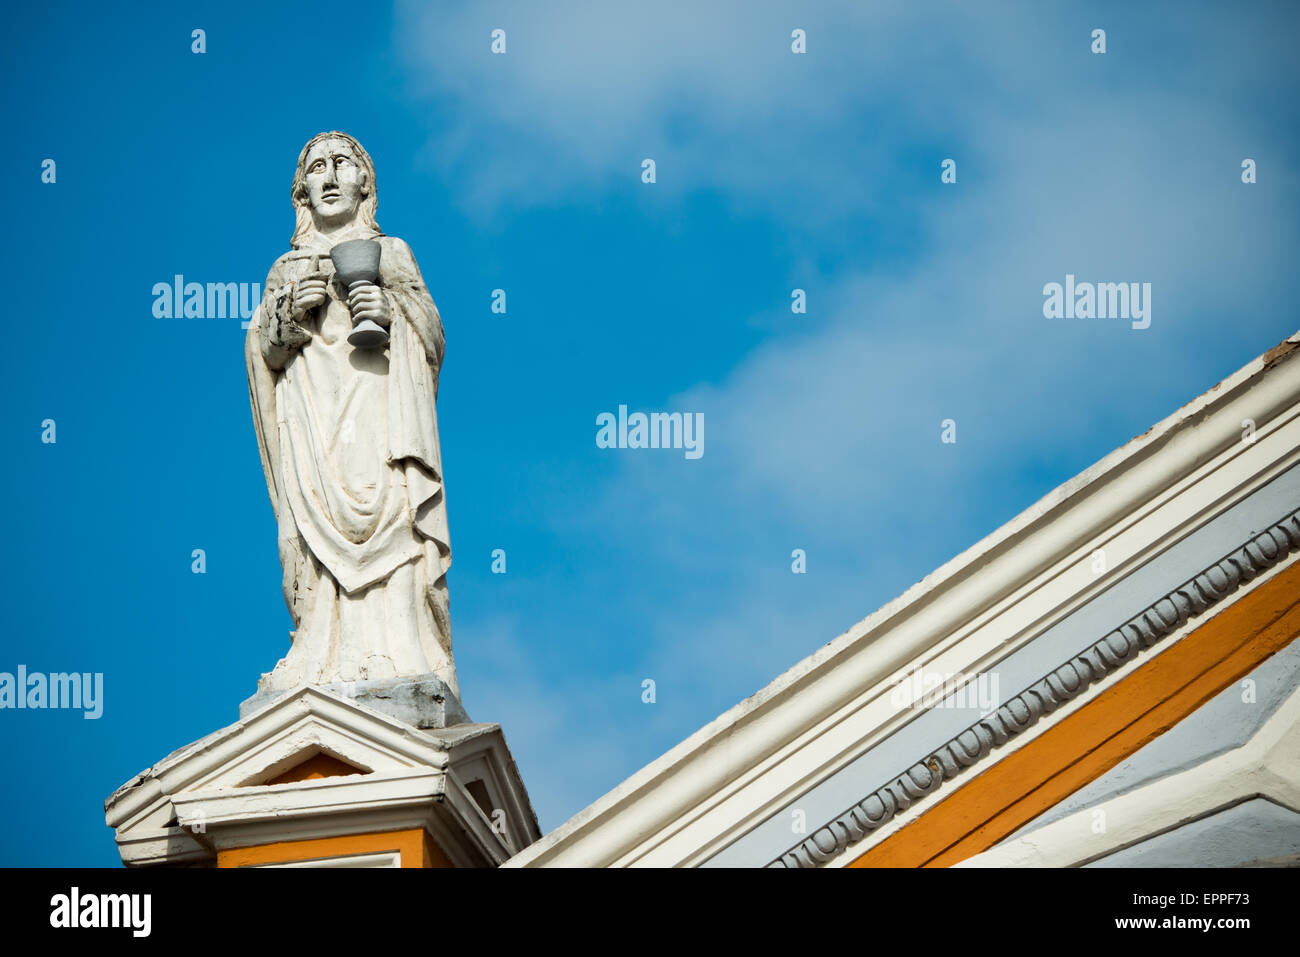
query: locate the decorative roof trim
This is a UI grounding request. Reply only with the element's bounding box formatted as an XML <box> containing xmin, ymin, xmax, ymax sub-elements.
<box><xmin>768</xmin><ymin>508</ymin><xmax>1300</xmax><ymax>868</ymax></box>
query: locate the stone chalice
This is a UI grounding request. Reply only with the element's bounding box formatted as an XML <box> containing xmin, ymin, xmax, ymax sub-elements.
<box><xmin>331</xmin><ymin>239</ymin><xmax>388</xmax><ymax>349</ymax></box>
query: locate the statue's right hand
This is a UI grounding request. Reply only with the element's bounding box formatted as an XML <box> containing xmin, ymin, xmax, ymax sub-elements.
<box><xmin>266</xmin><ymin>281</ymin><xmax>313</xmax><ymax>353</ymax></box>
<box><xmin>292</xmin><ymin>277</ymin><xmax>329</xmax><ymax>318</ymax></box>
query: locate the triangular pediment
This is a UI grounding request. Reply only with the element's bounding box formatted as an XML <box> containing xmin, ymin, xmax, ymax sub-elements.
<box><xmin>105</xmin><ymin>685</ymin><xmax>506</xmax><ymax>865</ymax></box>
<box><xmin>157</xmin><ymin>686</ymin><xmax>465</xmax><ymax>796</ymax></box>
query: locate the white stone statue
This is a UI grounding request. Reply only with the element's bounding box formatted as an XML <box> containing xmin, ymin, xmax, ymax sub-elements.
<box><xmin>245</xmin><ymin>131</ymin><xmax>457</xmax><ymax>698</ymax></box>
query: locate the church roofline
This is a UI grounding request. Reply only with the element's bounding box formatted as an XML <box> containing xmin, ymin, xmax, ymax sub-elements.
<box><xmin>506</xmin><ymin>327</ymin><xmax>1300</xmax><ymax>867</ymax></box>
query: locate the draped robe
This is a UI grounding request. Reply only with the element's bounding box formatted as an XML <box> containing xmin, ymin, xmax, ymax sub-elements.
<box><xmin>245</xmin><ymin>228</ymin><xmax>456</xmax><ymax>696</ymax></box>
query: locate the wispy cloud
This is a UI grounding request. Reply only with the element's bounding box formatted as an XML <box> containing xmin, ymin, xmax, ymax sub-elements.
<box><xmin>397</xmin><ymin>0</ymin><xmax>1300</xmax><ymax>829</ymax></box>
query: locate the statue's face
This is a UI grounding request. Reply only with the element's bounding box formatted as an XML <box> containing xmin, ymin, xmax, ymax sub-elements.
<box><xmin>302</xmin><ymin>138</ymin><xmax>367</xmax><ymax>227</ymax></box>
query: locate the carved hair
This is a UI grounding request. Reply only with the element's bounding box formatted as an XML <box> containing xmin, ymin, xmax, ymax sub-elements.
<box><xmin>290</xmin><ymin>131</ymin><xmax>383</xmax><ymax>248</ymax></box>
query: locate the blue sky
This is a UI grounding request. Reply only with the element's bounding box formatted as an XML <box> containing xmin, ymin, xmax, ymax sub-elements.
<box><xmin>1</xmin><ymin>0</ymin><xmax>1297</xmax><ymax>865</ymax></box>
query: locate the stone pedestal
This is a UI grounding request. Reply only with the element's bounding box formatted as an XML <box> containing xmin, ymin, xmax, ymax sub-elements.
<box><xmin>105</xmin><ymin>685</ymin><xmax>539</xmax><ymax>868</ymax></box>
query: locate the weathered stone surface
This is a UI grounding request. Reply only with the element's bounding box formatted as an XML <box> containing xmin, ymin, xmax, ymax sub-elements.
<box><xmin>239</xmin><ymin>672</ymin><xmax>470</xmax><ymax>729</ymax></box>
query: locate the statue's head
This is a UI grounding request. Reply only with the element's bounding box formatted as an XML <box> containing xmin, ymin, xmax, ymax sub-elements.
<box><xmin>290</xmin><ymin>131</ymin><xmax>382</xmax><ymax>247</ymax></box>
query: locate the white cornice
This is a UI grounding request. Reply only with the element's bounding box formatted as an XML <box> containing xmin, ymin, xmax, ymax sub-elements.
<box><xmin>778</xmin><ymin>523</ymin><xmax>1300</xmax><ymax>867</ymax></box>
<box><xmin>173</xmin><ymin>768</ymin><xmax>449</xmax><ymax>828</ymax></box>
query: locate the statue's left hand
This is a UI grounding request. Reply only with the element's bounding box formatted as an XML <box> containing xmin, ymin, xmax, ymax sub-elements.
<box><xmin>346</xmin><ymin>281</ymin><xmax>392</xmax><ymax>329</ymax></box>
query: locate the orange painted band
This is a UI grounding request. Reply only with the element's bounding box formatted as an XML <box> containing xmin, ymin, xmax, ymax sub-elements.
<box><xmin>850</xmin><ymin>557</ymin><xmax>1300</xmax><ymax>868</ymax></box>
<box><xmin>217</xmin><ymin>827</ymin><xmax>453</xmax><ymax>868</ymax></box>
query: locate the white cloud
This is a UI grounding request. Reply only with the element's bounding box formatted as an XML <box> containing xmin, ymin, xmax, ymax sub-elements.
<box><xmin>400</xmin><ymin>0</ymin><xmax>1300</xmax><ymax>831</ymax></box>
